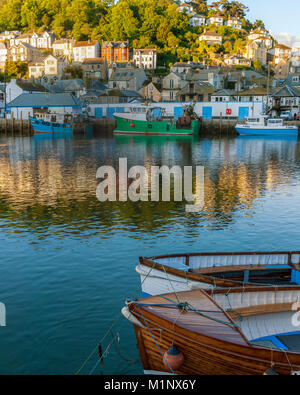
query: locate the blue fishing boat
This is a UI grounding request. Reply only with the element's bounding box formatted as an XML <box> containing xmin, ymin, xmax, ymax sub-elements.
<box><xmin>235</xmin><ymin>117</ymin><xmax>298</xmax><ymax>137</ymax></box>
<box><xmin>29</xmin><ymin>112</ymin><xmax>73</xmax><ymax>134</ymax></box>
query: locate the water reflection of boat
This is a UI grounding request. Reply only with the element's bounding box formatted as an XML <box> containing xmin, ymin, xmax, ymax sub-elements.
<box><xmin>236</xmin><ymin>117</ymin><xmax>298</xmax><ymax>137</ymax></box>
<box><xmin>123</xmin><ymin>287</ymin><xmax>300</xmax><ymax>375</ymax></box>
<box><xmin>114</xmin><ymin>133</ymin><xmax>194</xmax><ymax>145</ymax></box>
<box><xmin>237</xmin><ymin>135</ymin><xmax>298</xmax><ymax>142</ymax></box>
<box><xmin>29</xmin><ymin>112</ymin><xmax>73</xmax><ymax>134</ymax></box>
<box><xmin>33</xmin><ymin>132</ymin><xmax>73</xmax><ymax>141</ymax></box>
<box><xmin>137</xmin><ymin>251</ymin><xmax>300</xmax><ymax>296</ymax></box>
<box><xmin>113</xmin><ymin>106</ymin><xmax>200</xmax><ymax>136</ymax></box>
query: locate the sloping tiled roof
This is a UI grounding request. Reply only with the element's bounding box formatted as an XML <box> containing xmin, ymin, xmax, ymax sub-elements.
<box><xmin>110</xmin><ymin>69</ymin><xmax>144</xmax><ymax>81</ymax></box>
<box><xmin>276</xmin><ymin>44</ymin><xmax>291</xmax><ymax>50</ymax></box>
<box><xmin>133</xmin><ymin>48</ymin><xmax>157</xmax><ymax>55</ymax></box>
<box><xmin>16</xmin><ymin>80</ymin><xmax>49</xmax><ymax>92</ymax></box>
<box><xmin>82</xmin><ymin>57</ymin><xmax>106</xmax><ymax>64</ymax></box>
<box><xmin>74</xmin><ymin>41</ymin><xmax>98</xmax><ymax>48</ymax></box>
<box><xmin>101</xmin><ymin>41</ymin><xmax>129</xmax><ymax>49</ymax></box>
<box><xmin>211</xmin><ymin>89</ymin><xmax>236</xmax><ymax>96</ymax></box>
<box><xmin>201</xmin><ymin>31</ymin><xmax>222</xmax><ymax>37</ymax></box>
<box><xmin>45</xmin><ymin>79</ymin><xmax>85</xmax><ymax>93</ymax></box>
<box><xmin>271</xmin><ymin>85</ymin><xmax>300</xmax><ymax>97</ymax></box>
<box><xmin>238</xmin><ymin>87</ymin><xmax>268</xmax><ymax>96</ymax></box>
<box><xmin>7</xmin><ymin>93</ymin><xmax>82</xmax><ymax>107</ymax></box>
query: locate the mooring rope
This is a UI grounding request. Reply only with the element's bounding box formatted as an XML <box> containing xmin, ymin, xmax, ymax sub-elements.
<box><xmin>136</xmin><ymin>304</ymin><xmax>175</xmax><ymax>375</ymax></box>
<box><xmin>74</xmin><ymin>259</ymin><xmax>159</xmax><ymax>375</ymax></box>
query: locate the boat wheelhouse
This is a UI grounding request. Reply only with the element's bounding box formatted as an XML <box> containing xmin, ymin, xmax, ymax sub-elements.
<box><xmin>113</xmin><ymin>105</ymin><xmax>201</xmax><ymax>136</ymax></box>
<box><xmin>137</xmin><ymin>251</ymin><xmax>300</xmax><ymax>297</ymax></box>
<box><xmin>29</xmin><ymin>112</ymin><xmax>73</xmax><ymax>134</ymax></box>
<box><xmin>235</xmin><ymin>116</ymin><xmax>298</xmax><ymax>136</ymax></box>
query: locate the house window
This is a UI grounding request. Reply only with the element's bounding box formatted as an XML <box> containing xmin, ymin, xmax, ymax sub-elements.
<box><xmin>170</xmin><ymin>79</ymin><xmax>174</xmax><ymax>89</ymax></box>
<box><xmin>170</xmin><ymin>91</ymin><xmax>174</xmax><ymax>100</ymax></box>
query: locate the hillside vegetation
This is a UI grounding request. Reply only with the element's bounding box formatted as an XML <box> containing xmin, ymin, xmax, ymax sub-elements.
<box><xmin>0</xmin><ymin>0</ymin><xmax>267</xmax><ymax>65</ymax></box>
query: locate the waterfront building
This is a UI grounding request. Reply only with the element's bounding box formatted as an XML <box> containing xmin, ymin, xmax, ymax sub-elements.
<box><xmin>7</xmin><ymin>92</ymin><xmax>82</xmax><ymax>120</ymax></box>
<box><xmin>5</xmin><ymin>79</ymin><xmax>49</xmax><ymax>103</ymax></box>
<box><xmin>211</xmin><ymin>89</ymin><xmax>237</xmax><ymax>102</ymax></box>
<box><xmin>270</xmin><ymin>84</ymin><xmax>300</xmax><ymax>111</ymax></box>
<box><xmin>87</xmin><ymin>100</ymin><xmax>265</xmax><ymax>120</ymax></box>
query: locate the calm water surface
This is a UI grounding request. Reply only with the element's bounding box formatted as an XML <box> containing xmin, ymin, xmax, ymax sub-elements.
<box><xmin>1</xmin><ymin>130</ymin><xmax>300</xmax><ymax>374</ymax></box>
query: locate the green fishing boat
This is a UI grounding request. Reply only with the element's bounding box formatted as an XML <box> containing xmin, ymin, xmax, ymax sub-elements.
<box><xmin>113</xmin><ymin>106</ymin><xmax>201</xmax><ymax>136</ymax></box>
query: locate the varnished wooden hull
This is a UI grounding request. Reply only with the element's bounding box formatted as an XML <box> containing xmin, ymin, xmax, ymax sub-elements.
<box><xmin>126</xmin><ymin>289</ymin><xmax>300</xmax><ymax>375</ymax></box>
<box><xmin>133</xmin><ymin>323</ymin><xmax>293</xmax><ymax>375</ymax></box>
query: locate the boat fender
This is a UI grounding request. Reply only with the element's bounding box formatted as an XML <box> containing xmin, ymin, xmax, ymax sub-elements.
<box><xmin>130</xmin><ymin>123</ymin><xmax>135</xmax><ymax>127</ymax></box>
<box><xmin>121</xmin><ymin>306</ymin><xmax>146</xmax><ymax>329</ymax></box>
<box><xmin>226</xmin><ymin>109</ymin><xmax>232</xmax><ymax>115</ymax></box>
<box><xmin>163</xmin><ymin>345</ymin><xmax>184</xmax><ymax>370</ymax></box>
<box><xmin>148</xmin><ymin>124</ymin><xmax>152</xmax><ymax>129</ymax></box>
<box><xmin>263</xmin><ymin>366</ymin><xmax>279</xmax><ymax>375</ymax></box>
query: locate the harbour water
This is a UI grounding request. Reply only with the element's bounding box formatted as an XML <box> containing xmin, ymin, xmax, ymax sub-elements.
<box><xmin>1</xmin><ymin>130</ymin><xmax>300</xmax><ymax>374</ymax></box>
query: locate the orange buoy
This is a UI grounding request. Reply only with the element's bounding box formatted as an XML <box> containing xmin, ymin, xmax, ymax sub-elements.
<box><xmin>163</xmin><ymin>345</ymin><xmax>184</xmax><ymax>370</ymax></box>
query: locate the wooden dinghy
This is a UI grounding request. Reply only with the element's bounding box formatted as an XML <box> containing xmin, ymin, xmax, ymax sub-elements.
<box><xmin>137</xmin><ymin>251</ymin><xmax>300</xmax><ymax>296</ymax></box>
<box><xmin>122</xmin><ymin>287</ymin><xmax>300</xmax><ymax>375</ymax></box>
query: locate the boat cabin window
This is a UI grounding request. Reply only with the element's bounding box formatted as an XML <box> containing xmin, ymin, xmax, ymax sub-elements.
<box><xmin>247</xmin><ymin>118</ymin><xmax>260</xmax><ymax>123</ymax></box>
<box><xmin>268</xmin><ymin>119</ymin><xmax>283</xmax><ymax>124</ymax></box>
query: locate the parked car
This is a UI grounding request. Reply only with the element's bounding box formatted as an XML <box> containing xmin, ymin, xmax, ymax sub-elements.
<box><xmin>294</xmin><ymin>113</ymin><xmax>300</xmax><ymax>120</ymax></box>
<box><xmin>280</xmin><ymin>111</ymin><xmax>292</xmax><ymax>120</ymax></box>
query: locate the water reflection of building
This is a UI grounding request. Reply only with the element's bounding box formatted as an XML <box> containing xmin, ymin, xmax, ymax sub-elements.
<box><xmin>0</xmin><ymin>135</ymin><xmax>298</xmax><ymax>232</ymax></box>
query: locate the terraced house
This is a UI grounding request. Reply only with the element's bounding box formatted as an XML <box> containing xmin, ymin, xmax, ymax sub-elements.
<box><xmin>101</xmin><ymin>41</ymin><xmax>129</xmax><ymax>65</ymax></box>
<box><xmin>73</xmin><ymin>41</ymin><xmax>100</xmax><ymax>63</ymax></box>
<box><xmin>9</xmin><ymin>42</ymin><xmax>42</xmax><ymax>63</ymax></box>
<box><xmin>133</xmin><ymin>48</ymin><xmax>157</xmax><ymax>70</ymax></box>
<box><xmin>108</xmin><ymin>68</ymin><xmax>147</xmax><ymax>91</ymax></box>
